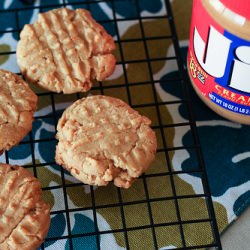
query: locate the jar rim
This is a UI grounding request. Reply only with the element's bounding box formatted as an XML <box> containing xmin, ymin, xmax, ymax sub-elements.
<box><xmin>220</xmin><ymin>0</ymin><xmax>250</xmax><ymax>20</ymax></box>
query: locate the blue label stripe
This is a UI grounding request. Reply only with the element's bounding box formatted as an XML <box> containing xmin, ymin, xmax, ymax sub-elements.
<box><xmin>215</xmin><ymin>30</ymin><xmax>250</xmax><ymax>96</ymax></box>
<box><xmin>209</xmin><ymin>92</ymin><xmax>250</xmax><ymax>115</ymax></box>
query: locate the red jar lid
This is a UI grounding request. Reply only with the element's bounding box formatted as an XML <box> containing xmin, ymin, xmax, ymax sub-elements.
<box><xmin>220</xmin><ymin>0</ymin><xmax>250</xmax><ymax>20</ymax></box>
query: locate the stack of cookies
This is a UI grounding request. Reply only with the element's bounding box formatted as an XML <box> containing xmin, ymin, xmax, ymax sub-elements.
<box><xmin>0</xmin><ymin>7</ymin><xmax>157</xmax><ymax>249</ymax></box>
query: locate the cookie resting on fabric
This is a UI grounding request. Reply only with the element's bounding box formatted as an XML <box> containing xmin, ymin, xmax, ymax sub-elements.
<box><xmin>16</xmin><ymin>8</ymin><xmax>116</xmax><ymax>94</ymax></box>
<box><xmin>0</xmin><ymin>69</ymin><xmax>37</xmax><ymax>152</ymax></box>
<box><xmin>0</xmin><ymin>164</ymin><xmax>50</xmax><ymax>250</ymax></box>
<box><xmin>55</xmin><ymin>95</ymin><xmax>157</xmax><ymax>188</ymax></box>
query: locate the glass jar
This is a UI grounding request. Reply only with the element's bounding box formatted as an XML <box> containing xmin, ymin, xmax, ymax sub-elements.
<box><xmin>187</xmin><ymin>0</ymin><xmax>250</xmax><ymax>124</ymax></box>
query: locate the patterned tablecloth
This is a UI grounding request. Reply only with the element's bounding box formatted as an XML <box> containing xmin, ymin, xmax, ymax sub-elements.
<box><xmin>0</xmin><ymin>0</ymin><xmax>250</xmax><ymax>249</ymax></box>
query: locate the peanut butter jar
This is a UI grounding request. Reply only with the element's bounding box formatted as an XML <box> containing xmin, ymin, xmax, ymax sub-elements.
<box><xmin>187</xmin><ymin>0</ymin><xmax>250</xmax><ymax>124</ymax></box>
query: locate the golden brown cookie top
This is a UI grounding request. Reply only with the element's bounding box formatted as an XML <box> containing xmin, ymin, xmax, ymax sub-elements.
<box><xmin>56</xmin><ymin>95</ymin><xmax>157</xmax><ymax>188</ymax></box>
<box><xmin>0</xmin><ymin>69</ymin><xmax>37</xmax><ymax>151</ymax></box>
<box><xmin>17</xmin><ymin>8</ymin><xmax>116</xmax><ymax>94</ymax></box>
<box><xmin>0</xmin><ymin>164</ymin><xmax>50</xmax><ymax>250</ymax></box>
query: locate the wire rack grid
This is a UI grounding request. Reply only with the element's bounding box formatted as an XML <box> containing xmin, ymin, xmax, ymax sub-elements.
<box><xmin>0</xmin><ymin>0</ymin><xmax>222</xmax><ymax>249</ymax></box>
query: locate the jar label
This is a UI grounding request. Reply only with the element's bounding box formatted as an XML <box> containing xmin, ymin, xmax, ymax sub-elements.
<box><xmin>188</xmin><ymin>0</ymin><xmax>250</xmax><ymax>116</ymax></box>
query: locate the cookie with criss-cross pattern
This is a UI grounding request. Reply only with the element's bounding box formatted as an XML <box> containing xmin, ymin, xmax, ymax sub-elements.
<box><xmin>55</xmin><ymin>95</ymin><xmax>157</xmax><ymax>188</ymax></box>
<box><xmin>0</xmin><ymin>164</ymin><xmax>50</xmax><ymax>250</ymax></box>
<box><xmin>16</xmin><ymin>8</ymin><xmax>116</xmax><ymax>94</ymax></box>
<box><xmin>0</xmin><ymin>69</ymin><xmax>37</xmax><ymax>152</ymax></box>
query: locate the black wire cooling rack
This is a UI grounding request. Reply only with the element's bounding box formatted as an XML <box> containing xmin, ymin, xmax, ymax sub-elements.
<box><xmin>0</xmin><ymin>0</ymin><xmax>222</xmax><ymax>249</ymax></box>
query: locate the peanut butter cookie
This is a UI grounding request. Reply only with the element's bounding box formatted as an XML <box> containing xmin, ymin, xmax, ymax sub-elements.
<box><xmin>0</xmin><ymin>164</ymin><xmax>50</xmax><ymax>250</ymax></box>
<box><xmin>55</xmin><ymin>95</ymin><xmax>157</xmax><ymax>188</ymax></box>
<box><xmin>17</xmin><ymin>8</ymin><xmax>116</xmax><ymax>94</ymax></box>
<box><xmin>0</xmin><ymin>69</ymin><xmax>37</xmax><ymax>152</ymax></box>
